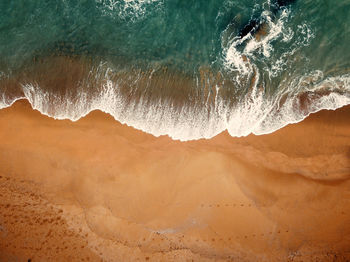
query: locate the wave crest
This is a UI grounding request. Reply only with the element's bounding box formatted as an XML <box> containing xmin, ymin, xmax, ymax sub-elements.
<box><xmin>1</xmin><ymin>59</ymin><xmax>349</xmax><ymax>141</ymax></box>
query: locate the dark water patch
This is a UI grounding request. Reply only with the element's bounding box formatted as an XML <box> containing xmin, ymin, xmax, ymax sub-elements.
<box><xmin>237</xmin><ymin>0</ymin><xmax>297</xmax><ymax>39</ymax></box>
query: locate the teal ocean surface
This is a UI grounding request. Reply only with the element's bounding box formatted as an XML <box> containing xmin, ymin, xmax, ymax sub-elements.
<box><xmin>0</xmin><ymin>0</ymin><xmax>349</xmax><ymax>140</ymax></box>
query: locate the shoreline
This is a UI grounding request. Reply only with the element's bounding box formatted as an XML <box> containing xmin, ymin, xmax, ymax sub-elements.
<box><xmin>1</xmin><ymin>55</ymin><xmax>349</xmax><ymax>141</ymax></box>
<box><xmin>0</xmin><ymin>100</ymin><xmax>349</xmax><ymax>261</ymax></box>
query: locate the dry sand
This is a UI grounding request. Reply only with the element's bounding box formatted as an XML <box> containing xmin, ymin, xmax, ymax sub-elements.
<box><xmin>0</xmin><ymin>100</ymin><xmax>349</xmax><ymax>261</ymax></box>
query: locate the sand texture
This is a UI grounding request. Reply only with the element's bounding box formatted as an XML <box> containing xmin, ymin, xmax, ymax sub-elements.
<box><xmin>0</xmin><ymin>100</ymin><xmax>349</xmax><ymax>261</ymax></box>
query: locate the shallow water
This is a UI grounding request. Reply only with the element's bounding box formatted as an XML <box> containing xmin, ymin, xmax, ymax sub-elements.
<box><xmin>0</xmin><ymin>0</ymin><xmax>349</xmax><ymax>140</ymax></box>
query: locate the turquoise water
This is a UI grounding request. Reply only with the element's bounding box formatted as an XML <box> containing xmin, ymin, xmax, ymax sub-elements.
<box><xmin>0</xmin><ymin>0</ymin><xmax>349</xmax><ymax>140</ymax></box>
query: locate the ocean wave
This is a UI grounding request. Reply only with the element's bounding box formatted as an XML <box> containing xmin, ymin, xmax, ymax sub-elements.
<box><xmin>1</xmin><ymin>65</ymin><xmax>349</xmax><ymax>141</ymax></box>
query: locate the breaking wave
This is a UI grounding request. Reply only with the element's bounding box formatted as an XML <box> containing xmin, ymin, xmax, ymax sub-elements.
<box><xmin>1</xmin><ymin>63</ymin><xmax>349</xmax><ymax>141</ymax></box>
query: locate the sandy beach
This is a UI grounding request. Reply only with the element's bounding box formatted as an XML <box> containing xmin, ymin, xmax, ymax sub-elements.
<box><xmin>0</xmin><ymin>99</ymin><xmax>349</xmax><ymax>261</ymax></box>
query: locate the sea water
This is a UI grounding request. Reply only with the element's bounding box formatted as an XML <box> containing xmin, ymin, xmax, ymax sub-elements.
<box><xmin>0</xmin><ymin>0</ymin><xmax>349</xmax><ymax>140</ymax></box>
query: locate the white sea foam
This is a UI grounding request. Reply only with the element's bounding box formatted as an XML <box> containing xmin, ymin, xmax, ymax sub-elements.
<box><xmin>0</xmin><ymin>97</ymin><xmax>23</xmax><ymax>110</ymax></box>
<box><xmin>222</xmin><ymin>4</ymin><xmax>316</xmax><ymax>81</ymax></box>
<box><xmin>0</xmin><ymin>71</ymin><xmax>22</xmax><ymax>110</ymax></box>
<box><xmin>253</xmin><ymin>74</ymin><xmax>350</xmax><ymax>135</ymax></box>
<box><xmin>222</xmin><ymin>9</ymin><xmax>293</xmax><ymax>76</ymax></box>
<box><xmin>1</xmin><ymin>70</ymin><xmax>349</xmax><ymax>141</ymax></box>
<box><xmin>245</xmin><ymin>9</ymin><xmax>290</xmax><ymax>57</ymax></box>
<box><xmin>96</xmin><ymin>0</ymin><xmax>163</xmax><ymax>21</ymax></box>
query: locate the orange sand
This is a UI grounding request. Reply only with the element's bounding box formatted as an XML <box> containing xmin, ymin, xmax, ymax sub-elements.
<box><xmin>0</xmin><ymin>100</ymin><xmax>349</xmax><ymax>261</ymax></box>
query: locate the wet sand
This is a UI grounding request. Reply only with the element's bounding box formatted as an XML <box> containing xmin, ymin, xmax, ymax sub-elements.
<box><xmin>0</xmin><ymin>99</ymin><xmax>349</xmax><ymax>261</ymax></box>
